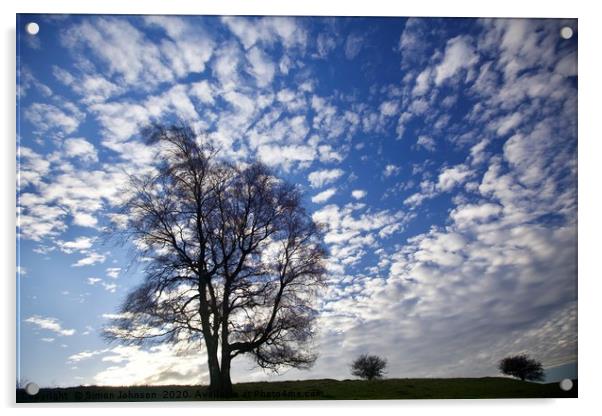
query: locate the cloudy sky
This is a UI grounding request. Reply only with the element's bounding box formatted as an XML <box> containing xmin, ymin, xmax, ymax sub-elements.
<box><xmin>17</xmin><ymin>14</ymin><xmax>577</xmax><ymax>387</ymax></box>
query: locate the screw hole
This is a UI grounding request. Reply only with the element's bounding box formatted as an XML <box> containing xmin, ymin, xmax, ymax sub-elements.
<box><xmin>25</xmin><ymin>382</ymin><xmax>39</xmax><ymax>396</ymax></box>
<box><xmin>25</xmin><ymin>22</ymin><xmax>39</xmax><ymax>36</ymax></box>
<box><xmin>560</xmin><ymin>26</ymin><xmax>573</xmax><ymax>40</ymax></box>
<box><xmin>559</xmin><ymin>378</ymin><xmax>573</xmax><ymax>391</ymax></box>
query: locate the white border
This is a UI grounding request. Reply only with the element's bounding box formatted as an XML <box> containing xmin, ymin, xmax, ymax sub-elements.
<box><xmin>3</xmin><ymin>1</ymin><xmax>600</xmax><ymax>415</ymax></box>
<box><xmin>6</xmin><ymin>0</ymin><xmax>583</xmax><ymax>17</ymax></box>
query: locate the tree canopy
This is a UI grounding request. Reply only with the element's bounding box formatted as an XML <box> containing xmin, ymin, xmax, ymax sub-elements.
<box><xmin>104</xmin><ymin>124</ymin><xmax>327</xmax><ymax>396</ymax></box>
<box><xmin>351</xmin><ymin>354</ymin><xmax>387</xmax><ymax>380</ymax></box>
<box><xmin>498</xmin><ymin>354</ymin><xmax>545</xmax><ymax>382</ymax></box>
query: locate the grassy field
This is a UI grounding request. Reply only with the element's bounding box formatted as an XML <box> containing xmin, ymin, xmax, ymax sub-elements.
<box><xmin>16</xmin><ymin>377</ymin><xmax>577</xmax><ymax>402</ymax></box>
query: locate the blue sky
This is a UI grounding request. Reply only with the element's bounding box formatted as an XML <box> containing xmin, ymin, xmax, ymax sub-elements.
<box><xmin>17</xmin><ymin>14</ymin><xmax>577</xmax><ymax>387</ymax></box>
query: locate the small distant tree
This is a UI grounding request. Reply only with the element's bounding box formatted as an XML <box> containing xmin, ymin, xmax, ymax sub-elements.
<box><xmin>498</xmin><ymin>354</ymin><xmax>544</xmax><ymax>381</ymax></box>
<box><xmin>351</xmin><ymin>354</ymin><xmax>387</xmax><ymax>380</ymax></box>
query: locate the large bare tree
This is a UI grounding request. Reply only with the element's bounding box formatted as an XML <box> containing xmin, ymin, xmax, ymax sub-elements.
<box><xmin>104</xmin><ymin>124</ymin><xmax>327</xmax><ymax>397</ymax></box>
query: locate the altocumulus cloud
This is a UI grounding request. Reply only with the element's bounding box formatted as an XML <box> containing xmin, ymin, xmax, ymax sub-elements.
<box><xmin>25</xmin><ymin>315</ymin><xmax>76</xmax><ymax>337</ymax></box>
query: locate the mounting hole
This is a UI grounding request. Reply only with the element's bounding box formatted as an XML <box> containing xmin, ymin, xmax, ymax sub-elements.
<box><xmin>25</xmin><ymin>382</ymin><xmax>39</xmax><ymax>395</ymax></box>
<box><xmin>559</xmin><ymin>378</ymin><xmax>573</xmax><ymax>391</ymax></box>
<box><xmin>560</xmin><ymin>26</ymin><xmax>573</xmax><ymax>40</ymax></box>
<box><xmin>26</xmin><ymin>22</ymin><xmax>39</xmax><ymax>36</ymax></box>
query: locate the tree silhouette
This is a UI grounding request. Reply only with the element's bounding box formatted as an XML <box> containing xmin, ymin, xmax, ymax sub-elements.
<box><xmin>104</xmin><ymin>124</ymin><xmax>327</xmax><ymax>397</ymax></box>
<box><xmin>498</xmin><ymin>354</ymin><xmax>544</xmax><ymax>381</ymax></box>
<box><xmin>351</xmin><ymin>354</ymin><xmax>387</xmax><ymax>380</ymax></box>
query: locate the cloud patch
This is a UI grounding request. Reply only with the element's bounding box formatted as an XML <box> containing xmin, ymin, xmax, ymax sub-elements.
<box><xmin>25</xmin><ymin>315</ymin><xmax>76</xmax><ymax>336</ymax></box>
<box><xmin>308</xmin><ymin>168</ymin><xmax>345</xmax><ymax>188</ymax></box>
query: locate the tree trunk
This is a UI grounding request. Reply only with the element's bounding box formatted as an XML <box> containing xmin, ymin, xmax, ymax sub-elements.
<box><xmin>206</xmin><ymin>365</ymin><xmax>233</xmax><ymax>397</ymax></box>
<box><xmin>217</xmin><ymin>355</ymin><xmax>233</xmax><ymax>397</ymax></box>
<box><xmin>214</xmin><ymin>282</ymin><xmax>233</xmax><ymax>398</ymax></box>
<box><xmin>198</xmin><ymin>280</ymin><xmax>230</xmax><ymax>397</ymax></box>
<box><xmin>204</xmin><ymin>339</ymin><xmax>233</xmax><ymax>398</ymax></box>
<box><xmin>204</xmin><ymin>337</ymin><xmax>222</xmax><ymax>396</ymax></box>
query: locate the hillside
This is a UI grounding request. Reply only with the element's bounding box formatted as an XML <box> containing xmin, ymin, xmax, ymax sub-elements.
<box><xmin>16</xmin><ymin>377</ymin><xmax>577</xmax><ymax>402</ymax></box>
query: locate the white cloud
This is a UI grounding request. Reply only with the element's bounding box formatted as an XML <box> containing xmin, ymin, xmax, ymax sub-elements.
<box><xmin>18</xmin><ymin>196</ymin><xmax>67</xmax><ymax>241</ymax></box>
<box><xmin>344</xmin><ymin>33</ymin><xmax>364</xmax><ymax>60</ymax></box>
<box><xmin>18</xmin><ymin>147</ymin><xmax>50</xmax><ymax>188</ymax></box>
<box><xmin>88</xmin><ymin>101</ymin><xmax>151</xmax><ymax>144</ymax></box>
<box><xmin>404</xmin><ymin>180</ymin><xmax>436</xmax><ymax>208</ymax></box>
<box><xmin>57</xmin><ymin>237</ymin><xmax>94</xmax><ymax>254</ymax></box>
<box><xmin>470</xmin><ymin>139</ymin><xmax>490</xmax><ymax>165</ymax></box>
<box><xmin>90</xmin><ymin>84</ymin><xmax>200</xmax><ymax>148</ymax></box>
<box><xmin>495</xmin><ymin>113</ymin><xmax>522</xmax><ymax>136</ymax></box>
<box><xmin>383</xmin><ymin>164</ymin><xmax>400</xmax><ymax>177</ymax></box>
<box><xmin>416</xmin><ymin>135</ymin><xmax>436</xmax><ymax>151</ymax></box>
<box><xmin>308</xmin><ymin>168</ymin><xmax>345</xmax><ymax>188</ymax></box>
<box><xmin>398</xmin><ymin>18</ymin><xmax>428</xmax><ymax>58</ymax></box>
<box><xmin>212</xmin><ymin>42</ymin><xmax>241</xmax><ymax>89</ymax></box>
<box><xmin>450</xmin><ymin>203</ymin><xmax>503</xmax><ymax>227</ymax></box>
<box><xmin>102</xmin><ymin>282</ymin><xmax>117</xmax><ymax>293</ymax></box>
<box><xmin>279</xmin><ymin>55</ymin><xmax>292</xmax><ymax>74</ymax></box>
<box><xmin>222</xmin><ymin>90</ymin><xmax>255</xmax><ymax>120</ymax></box>
<box><xmin>62</xmin><ymin>17</ymin><xmax>175</xmax><ymax>87</ymax></box>
<box><xmin>19</xmin><ymin>67</ymin><xmax>53</xmax><ymax>98</ymax></box>
<box><xmin>64</xmin><ymin>138</ymin><xmax>98</xmax><ymax>163</ymax></box>
<box><xmin>222</xmin><ymin>16</ymin><xmax>306</xmax><ymax>51</ymax></box>
<box><xmin>408</xmin><ymin>99</ymin><xmax>429</xmax><ymax>116</ymax></box>
<box><xmin>412</xmin><ymin>68</ymin><xmax>432</xmax><ymax>96</ymax></box>
<box><xmin>73</xmin><ymin>252</ymin><xmax>106</xmax><ymax>267</ymax></box>
<box><xmin>78</xmin><ymin>76</ymin><xmax>123</xmax><ymax>103</ymax></box>
<box><xmin>101</xmin><ymin>313</ymin><xmax>134</xmax><ymax>320</ymax></box>
<box><xmin>312</xmin><ymin>203</ymin><xmax>412</xmax><ymax>273</ymax></box>
<box><xmin>53</xmin><ymin>66</ymin><xmax>123</xmax><ymax>104</ymax></box>
<box><xmin>308</xmin><ymin>95</ymin><xmax>360</xmax><ymax>142</ymax></box>
<box><xmin>145</xmin><ymin>16</ymin><xmax>214</xmax><ymax>78</ymax></box>
<box><xmin>379</xmin><ymin>223</ymin><xmax>402</xmax><ymax>238</ymax></box>
<box><xmin>317</xmin><ymin>145</ymin><xmax>344</xmax><ymax>163</ymax></box>
<box><xmin>189</xmin><ymin>80</ymin><xmax>214</xmax><ymax>104</ymax></box>
<box><xmin>25</xmin><ymin>315</ymin><xmax>75</xmax><ymax>336</ymax></box>
<box><xmin>63</xmin><ymin>16</ymin><xmax>213</xmax><ymax>90</ymax></box>
<box><xmin>379</xmin><ymin>100</ymin><xmax>399</xmax><ymax>117</ymax></box>
<box><xmin>68</xmin><ymin>349</ymin><xmax>109</xmax><ymax>363</ymax></box>
<box><xmin>502</xmin><ymin>121</ymin><xmax>570</xmax><ymax>189</ymax></box>
<box><xmin>437</xmin><ymin>164</ymin><xmax>473</xmax><ymax>191</ymax></box>
<box><xmin>312</xmin><ymin>188</ymin><xmax>337</xmax><ymax>204</ymax></box>
<box><xmin>316</xmin><ymin>33</ymin><xmax>337</xmax><ymax>58</ymax></box>
<box><xmin>276</xmin><ymin>88</ymin><xmax>295</xmax><ymax>103</ymax></box>
<box><xmin>246</xmin><ymin>47</ymin><xmax>276</xmax><ymax>87</ymax></box>
<box><xmin>106</xmin><ymin>267</ymin><xmax>121</xmax><ymax>279</ymax></box>
<box><xmin>72</xmin><ymin>212</ymin><xmax>98</xmax><ymax>228</ymax></box>
<box><xmin>25</xmin><ymin>103</ymin><xmax>84</xmax><ymax>136</ymax></box>
<box><xmin>434</xmin><ymin>35</ymin><xmax>478</xmax><ymax>85</ymax></box>
<box><xmin>88</xmin><ymin>277</ymin><xmax>117</xmax><ymax>292</ymax></box>
<box><xmin>93</xmin><ymin>343</ymin><xmax>208</xmax><ymax>386</ymax></box>
<box><xmin>351</xmin><ymin>190</ymin><xmax>367</xmax><ymax>200</ymax></box>
<box><xmin>555</xmin><ymin>51</ymin><xmax>577</xmax><ymax>77</ymax></box>
<box><xmin>18</xmin><ymin>164</ymin><xmax>129</xmax><ymax>242</ymax></box>
<box><xmin>257</xmin><ymin>144</ymin><xmax>315</xmax><ymax>171</ymax></box>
